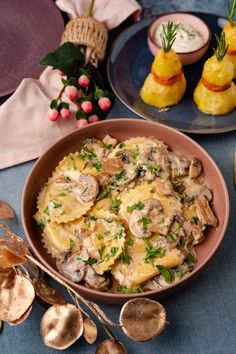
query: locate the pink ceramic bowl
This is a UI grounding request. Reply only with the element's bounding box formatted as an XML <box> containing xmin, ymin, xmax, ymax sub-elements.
<box><xmin>22</xmin><ymin>119</ymin><xmax>229</xmax><ymax>304</ymax></box>
<box><xmin>148</xmin><ymin>12</ymin><xmax>211</xmax><ymax>66</ymax></box>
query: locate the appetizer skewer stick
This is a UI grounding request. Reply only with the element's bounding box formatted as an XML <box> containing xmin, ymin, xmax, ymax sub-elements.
<box><xmin>141</xmin><ymin>21</ymin><xmax>186</xmax><ymax>108</ymax></box>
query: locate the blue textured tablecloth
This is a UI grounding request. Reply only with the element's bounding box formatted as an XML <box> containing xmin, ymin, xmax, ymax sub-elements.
<box><xmin>1</xmin><ymin>1</ymin><xmax>236</xmax><ymax>353</ymax></box>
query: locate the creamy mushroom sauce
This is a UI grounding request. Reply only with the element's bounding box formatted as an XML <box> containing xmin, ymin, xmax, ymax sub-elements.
<box><xmin>34</xmin><ymin>136</ymin><xmax>218</xmax><ymax>293</ymax></box>
<box><xmin>154</xmin><ymin>21</ymin><xmax>205</xmax><ymax>53</ymax></box>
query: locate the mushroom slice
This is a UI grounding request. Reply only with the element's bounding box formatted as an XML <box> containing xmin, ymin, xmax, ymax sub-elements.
<box><xmin>0</xmin><ymin>200</ymin><xmax>15</xmax><ymax>220</ymax></box>
<box><xmin>102</xmin><ymin>158</ymin><xmax>123</xmax><ymax>174</ymax></box>
<box><xmin>0</xmin><ymin>275</ymin><xmax>35</xmax><ymax>322</ymax></box>
<box><xmin>96</xmin><ymin>339</ymin><xmax>127</xmax><ymax>354</ymax></box>
<box><xmin>119</xmin><ymin>298</ymin><xmax>167</xmax><ymax>342</ymax></box>
<box><xmin>84</xmin><ymin>267</ymin><xmax>109</xmax><ymax>291</ymax></box>
<box><xmin>57</xmin><ymin>254</ymin><xmax>86</xmax><ymax>283</ymax></box>
<box><xmin>195</xmin><ymin>196</ymin><xmax>218</xmax><ymax>227</ymax></box>
<box><xmin>102</xmin><ymin>135</ymin><xmax>118</xmax><ymax>148</ymax></box>
<box><xmin>8</xmin><ymin>305</ymin><xmax>33</xmax><ymax>326</ymax></box>
<box><xmin>129</xmin><ymin>199</ymin><xmax>163</xmax><ymax>239</ymax></box>
<box><xmin>0</xmin><ymin>236</ymin><xmax>29</xmax><ymax>267</ymax></box>
<box><xmin>184</xmin><ymin>184</ymin><xmax>212</xmax><ymax>202</ymax></box>
<box><xmin>83</xmin><ymin>318</ymin><xmax>97</xmax><ymax>344</ymax></box>
<box><xmin>33</xmin><ymin>278</ymin><xmax>66</xmax><ymax>306</ymax></box>
<box><xmin>189</xmin><ymin>158</ymin><xmax>202</xmax><ymax>179</ymax></box>
<box><xmin>40</xmin><ymin>304</ymin><xmax>83</xmax><ymax>350</ymax></box>
<box><xmin>76</xmin><ymin>174</ymin><xmax>99</xmax><ymax>203</ymax></box>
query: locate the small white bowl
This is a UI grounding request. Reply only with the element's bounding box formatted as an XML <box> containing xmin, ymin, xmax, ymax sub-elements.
<box><xmin>148</xmin><ymin>12</ymin><xmax>211</xmax><ymax>66</ymax></box>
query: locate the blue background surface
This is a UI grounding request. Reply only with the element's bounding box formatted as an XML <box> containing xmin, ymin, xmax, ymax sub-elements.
<box><xmin>1</xmin><ymin>1</ymin><xmax>236</xmax><ymax>354</ymax></box>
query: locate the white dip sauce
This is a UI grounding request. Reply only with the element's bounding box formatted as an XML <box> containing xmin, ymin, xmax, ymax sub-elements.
<box><xmin>154</xmin><ymin>21</ymin><xmax>205</xmax><ymax>53</ymax></box>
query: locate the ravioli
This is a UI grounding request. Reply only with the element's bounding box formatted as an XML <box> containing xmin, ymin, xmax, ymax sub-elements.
<box><xmin>33</xmin><ymin>211</ymin><xmax>86</xmax><ymax>256</ymax></box>
<box><xmin>112</xmin><ymin>233</ymin><xmax>184</xmax><ymax>288</ymax></box>
<box><xmin>82</xmin><ymin>217</ymin><xmax>126</xmax><ymax>275</ymax></box>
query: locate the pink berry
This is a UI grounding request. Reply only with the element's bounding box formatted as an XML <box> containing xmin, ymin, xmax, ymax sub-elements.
<box><xmin>88</xmin><ymin>115</ymin><xmax>100</xmax><ymax>123</ymax></box>
<box><xmin>60</xmin><ymin>108</ymin><xmax>71</xmax><ymax>120</ymax></box>
<box><xmin>81</xmin><ymin>101</ymin><xmax>93</xmax><ymax>113</ymax></box>
<box><xmin>78</xmin><ymin>75</ymin><xmax>90</xmax><ymax>87</ymax></box>
<box><xmin>65</xmin><ymin>86</ymin><xmax>78</xmax><ymax>100</ymax></box>
<box><xmin>77</xmin><ymin>119</ymin><xmax>88</xmax><ymax>129</ymax></box>
<box><xmin>98</xmin><ymin>97</ymin><xmax>111</xmax><ymax>111</ymax></box>
<box><xmin>58</xmin><ymin>70</ymin><xmax>65</xmax><ymax>76</ymax></box>
<box><xmin>48</xmin><ymin>109</ymin><xmax>59</xmax><ymax>121</ymax></box>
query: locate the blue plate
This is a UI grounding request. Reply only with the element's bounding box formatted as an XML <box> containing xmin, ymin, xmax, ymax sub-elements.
<box><xmin>107</xmin><ymin>12</ymin><xmax>236</xmax><ymax>134</ymax></box>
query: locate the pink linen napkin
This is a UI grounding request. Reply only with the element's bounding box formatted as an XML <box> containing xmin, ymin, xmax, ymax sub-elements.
<box><xmin>0</xmin><ymin>0</ymin><xmax>141</xmax><ymax>170</ymax></box>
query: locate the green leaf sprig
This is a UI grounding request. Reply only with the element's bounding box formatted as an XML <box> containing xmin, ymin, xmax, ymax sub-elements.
<box><xmin>227</xmin><ymin>0</ymin><xmax>236</xmax><ymax>26</ymax></box>
<box><xmin>214</xmin><ymin>32</ymin><xmax>229</xmax><ymax>62</ymax></box>
<box><xmin>161</xmin><ymin>21</ymin><xmax>179</xmax><ymax>53</ymax></box>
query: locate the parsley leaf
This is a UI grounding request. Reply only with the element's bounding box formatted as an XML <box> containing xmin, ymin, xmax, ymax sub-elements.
<box><xmin>69</xmin><ymin>238</ymin><xmax>74</xmax><ymax>250</ymax></box>
<box><xmin>103</xmin><ymin>143</ymin><xmax>112</xmax><ymax>149</ymax></box>
<box><xmin>43</xmin><ymin>207</ymin><xmax>50</xmax><ymax>215</ymax></box>
<box><xmin>117</xmin><ymin>286</ymin><xmax>143</xmax><ymax>294</ymax></box>
<box><xmin>127</xmin><ymin>201</ymin><xmax>145</xmax><ymax>213</ymax></box>
<box><xmin>139</xmin><ymin>216</ymin><xmax>152</xmax><ymax>233</ymax></box>
<box><xmin>52</xmin><ymin>202</ymin><xmax>62</xmax><ymax>208</ymax></box>
<box><xmin>192</xmin><ymin>216</ymin><xmax>199</xmax><ymax>225</ymax></box>
<box><xmin>92</xmin><ymin>162</ymin><xmax>102</xmax><ymax>171</ymax></box>
<box><xmin>38</xmin><ymin>219</ymin><xmax>45</xmax><ymax>231</ymax></box>
<box><xmin>144</xmin><ymin>239</ymin><xmax>165</xmax><ymax>265</ymax></box>
<box><xmin>148</xmin><ymin>164</ymin><xmax>162</xmax><ymax>174</ymax></box>
<box><xmin>186</xmin><ymin>252</ymin><xmax>196</xmax><ymax>265</ymax></box>
<box><xmin>156</xmin><ymin>265</ymin><xmax>174</xmax><ymax>283</ymax></box>
<box><xmin>127</xmin><ymin>239</ymin><xmax>134</xmax><ymax>246</ymax></box>
<box><xmin>118</xmin><ymin>143</ymin><xmax>125</xmax><ymax>149</ymax></box>
<box><xmin>111</xmin><ymin>199</ymin><xmax>122</xmax><ymax>211</ymax></box>
<box><xmin>118</xmin><ymin>251</ymin><xmax>132</xmax><ymax>264</ymax></box>
<box><xmin>114</xmin><ymin>172</ymin><xmax>124</xmax><ymax>181</ymax></box>
<box><xmin>84</xmin><ymin>258</ymin><xmax>97</xmax><ymax>266</ymax></box>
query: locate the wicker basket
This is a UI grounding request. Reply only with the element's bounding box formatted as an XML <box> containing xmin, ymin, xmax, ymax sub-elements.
<box><xmin>61</xmin><ymin>16</ymin><xmax>108</xmax><ymax>62</ymax></box>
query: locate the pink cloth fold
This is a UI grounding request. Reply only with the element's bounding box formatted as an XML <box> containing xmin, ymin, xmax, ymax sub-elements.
<box><xmin>0</xmin><ymin>0</ymin><xmax>141</xmax><ymax>170</ymax></box>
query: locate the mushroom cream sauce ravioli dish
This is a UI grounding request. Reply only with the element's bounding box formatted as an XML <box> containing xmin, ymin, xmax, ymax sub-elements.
<box><xmin>34</xmin><ymin>135</ymin><xmax>218</xmax><ymax>294</ymax></box>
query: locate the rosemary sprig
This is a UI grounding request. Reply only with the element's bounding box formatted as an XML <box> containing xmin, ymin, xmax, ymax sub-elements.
<box><xmin>213</xmin><ymin>32</ymin><xmax>229</xmax><ymax>61</ymax></box>
<box><xmin>161</xmin><ymin>21</ymin><xmax>179</xmax><ymax>53</ymax></box>
<box><xmin>227</xmin><ymin>0</ymin><xmax>236</xmax><ymax>26</ymax></box>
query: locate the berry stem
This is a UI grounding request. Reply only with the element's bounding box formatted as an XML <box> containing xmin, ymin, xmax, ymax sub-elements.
<box><xmin>88</xmin><ymin>0</ymin><xmax>95</xmax><ymax>17</ymax></box>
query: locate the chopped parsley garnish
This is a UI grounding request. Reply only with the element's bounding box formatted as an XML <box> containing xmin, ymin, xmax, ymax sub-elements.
<box><xmin>148</xmin><ymin>164</ymin><xmax>162</xmax><ymax>174</ymax></box>
<box><xmin>98</xmin><ymin>246</ymin><xmax>105</xmax><ymax>258</ymax></box>
<box><xmin>111</xmin><ymin>199</ymin><xmax>122</xmax><ymax>211</ymax></box>
<box><xmin>144</xmin><ymin>239</ymin><xmax>165</xmax><ymax>265</ymax></box>
<box><xmin>118</xmin><ymin>143</ymin><xmax>125</xmax><ymax>149</ymax></box>
<box><xmin>69</xmin><ymin>238</ymin><xmax>74</xmax><ymax>250</ymax></box>
<box><xmin>131</xmin><ymin>146</ymin><xmax>139</xmax><ymax>159</ymax></box>
<box><xmin>56</xmin><ymin>192</ymin><xmax>67</xmax><ymax>197</ymax></box>
<box><xmin>139</xmin><ymin>216</ymin><xmax>152</xmax><ymax>233</ymax></box>
<box><xmin>192</xmin><ymin>216</ymin><xmax>199</xmax><ymax>225</ymax></box>
<box><xmin>103</xmin><ymin>143</ymin><xmax>112</xmax><ymax>149</ymax></box>
<box><xmin>186</xmin><ymin>252</ymin><xmax>196</xmax><ymax>265</ymax></box>
<box><xmin>179</xmin><ymin>237</ymin><xmax>185</xmax><ymax>247</ymax></box>
<box><xmin>127</xmin><ymin>239</ymin><xmax>134</xmax><ymax>246</ymax></box>
<box><xmin>171</xmin><ymin>179</ymin><xmax>181</xmax><ymax>189</ymax></box>
<box><xmin>92</xmin><ymin>162</ymin><xmax>102</xmax><ymax>171</ymax></box>
<box><xmin>38</xmin><ymin>219</ymin><xmax>45</xmax><ymax>230</ymax></box>
<box><xmin>110</xmin><ymin>247</ymin><xmax>119</xmax><ymax>257</ymax></box>
<box><xmin>118</xmin><ymin>251</ymin><xmax>132</xmax><ymax>265</ymax></box>
<box><xmin>149</xmin><ymin>188</ymin><xmax>155</xmax><ymax>194</ymax></box>
<box><xmin>84</xmin><ymin>258</ymin><xmax>97</xmax><ymax>266</ymax></box>
<box><xmin>167</xmin><ymin>232</ymin><xmax>177</xmax><ymax>242</ymax></box>
<box><xmin>117</xmin><ymin>286</ymin><xmax>143</xmax><ymax>294</ymax></box>
<box><xmin>70</xmin><ymin>155</ymin><xmax>76</xmax><ymax>170</ymax></box>
<box><xmin>114</xmin><ymin>172</ymin><xmax>124</xmax><ymax>181</ymax></box>
<box><xmin>177</xmin><ymin>192</ymin><xmax>187</xmax><ymax>202</ymax></box>
<box><xmin>116</xmin><ymin>228</ymin><xmax>124</xmax><ymax>239</ymax></box>
<box><xmin>79</xmin><ymin>146</ymin><xmax>97</xmax><ymax>160</ymax></box>
<box><xmin>156</xmin><ymin>265</ymin><xmax>174</xmax><ymax>283</ymax></box>
<box><xmin>127</xmin><ymin>201</ymin><xmax>145</xmax><ymax>213</ymax></box>
<box><xmin>89</xmin><ymin>215</ymin><xmax>98</xmax><ymax>221</ymax></box>
<box><xmin>43</xmin><ymin>207</ymin><xmax>49</xmax><ymax>215</ymax></box>
<box><xmin>135</xmin><ymin>165</ymin><xmax>143</xmax><ymax>177</ymax></box>
<box><xmin>52</xmin><ymin>202</ymin><xmax>62</xmax><ymax>209</ymax></box>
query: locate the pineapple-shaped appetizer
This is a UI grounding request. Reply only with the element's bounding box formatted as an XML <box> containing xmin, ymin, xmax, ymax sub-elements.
<box><xmin>194</xmin><ymin>32</ymin><xmax>236</xmax><ymax>115</ymax></box>
<box><xmin>223</xmin><ymin>0</ymin><xmax>236</xmax><ymax>78</ymax></box>
<box><xmin>141</xmin><ymin>22</ymin><xmax>186</xmax><ymax>108</ymax></box>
